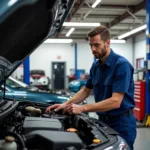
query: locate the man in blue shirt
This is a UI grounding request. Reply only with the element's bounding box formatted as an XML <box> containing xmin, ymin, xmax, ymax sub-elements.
<box><xmin>46</xmin><ymin>26</ymin><xmax>137</xmax><ymax>150</ymax></box>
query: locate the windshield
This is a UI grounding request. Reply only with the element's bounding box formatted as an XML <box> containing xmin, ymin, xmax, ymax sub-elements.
<box><xmin>6</xmin><ymin>77</ymin><xmax>28</xmax><ymax>88</ymax></box>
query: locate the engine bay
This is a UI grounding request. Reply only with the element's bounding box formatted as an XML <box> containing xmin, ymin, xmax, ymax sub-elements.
<box><xmin>0</xmin><ymin>99</ymin><xmax>126</xmax><ymax>150</ymax></box>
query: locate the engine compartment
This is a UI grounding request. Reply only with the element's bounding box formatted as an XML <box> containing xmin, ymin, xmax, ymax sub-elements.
<box><xmin>0</xmin><ymin>99</ymin><xmax>126</xmax><ymax>150</ymax></box>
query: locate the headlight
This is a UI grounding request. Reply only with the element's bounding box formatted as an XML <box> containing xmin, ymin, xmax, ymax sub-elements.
<box><xmin>104</xmin><ymin>137</ymin><xmax>129</xmax><ymax>150</ymax></box>
<box><xmin>39</xmin><ymin>77</ymin><xmax>48</xmax><ymax>85</ymax></box>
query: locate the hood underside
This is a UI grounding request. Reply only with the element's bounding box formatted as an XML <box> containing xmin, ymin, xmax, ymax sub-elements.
<box><xmin>0</xmin><ymin>0</ymin><xmax>74</xmax><ymax>82</ymax></box>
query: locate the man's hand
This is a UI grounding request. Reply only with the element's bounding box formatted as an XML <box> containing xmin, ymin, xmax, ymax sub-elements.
<box><xmin>64</xmin><ymin>103</ymin><xmax>84</xmax><ymax>114</ymax></box>
<box><xmin>45</xmin><ymin>103</ymin><xmax>67</xmax><ymax>113</ymax></box>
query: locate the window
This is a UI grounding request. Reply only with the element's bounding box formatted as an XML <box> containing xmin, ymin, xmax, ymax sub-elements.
<box><xmin>136</xmin><ymin>58</ymin><xmax>144</xmax><ymax>69</ymax></box>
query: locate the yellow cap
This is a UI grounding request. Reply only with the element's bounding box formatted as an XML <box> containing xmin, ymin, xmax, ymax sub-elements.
<box><xmin>67</xmin><ymin>128</ymin><xmax>78</xmax><ymax>132</ymax></box>
<box><xmin>5</xmin><ymin>136</ymin><xmax>15</xmax><ymax>142</ymax></box>
<box><xmin>93</xmin><ymin>139</ymin><xmax>101</xmax><ymax>144</ymax></box>
<box><xmin>34</xmin><ymin>108</ymin><xmax>42</xmax><ymax>114</ymax></box>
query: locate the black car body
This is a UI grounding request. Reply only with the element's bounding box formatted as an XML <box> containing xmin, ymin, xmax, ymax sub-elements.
<box><xmin>0</xmin><ymin>0</ymin><xmax>129</xmax><ymax>150</ymax></box>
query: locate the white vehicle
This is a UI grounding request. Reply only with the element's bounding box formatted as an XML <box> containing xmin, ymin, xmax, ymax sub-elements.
<box><xmin>30</xmin><ymin>70</ymin><xmax>50</xmax><ymax>90</ymax></box>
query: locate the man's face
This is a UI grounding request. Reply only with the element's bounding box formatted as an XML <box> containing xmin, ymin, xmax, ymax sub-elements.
<box><xmin>89</xmin><ymin>34</ymin><xmax>109</xmax><ymax>59</ymax></box>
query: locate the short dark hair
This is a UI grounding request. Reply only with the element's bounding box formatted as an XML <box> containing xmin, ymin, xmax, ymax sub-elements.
<box><xmin>88</xmin><ymin>26</ymin><xmax>110</xmax><ymax>41</ymax></box>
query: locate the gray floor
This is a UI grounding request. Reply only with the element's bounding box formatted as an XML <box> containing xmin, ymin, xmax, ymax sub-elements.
<box><xmin>86</xmin><ymin>95</ymin><xmax>150</xmax><ymax>150</ymax></box>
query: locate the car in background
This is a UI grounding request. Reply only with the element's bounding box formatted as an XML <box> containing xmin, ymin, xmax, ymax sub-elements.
<box><xmin>0</xmin><ymin>77</ymin><xmax>71</xmax><ymax>104</ymax></box>
<box><xmin>30</xmin><ymin>69</ymin><xmax>50</xmax><ymax>90</ymax></box>
<box><xmin>69</xmin><ymin>73</ymin><xmax>90</xmax><ymax>93</ymax></box>
<box><xmin>69</xmin><ymin>79</ymin><xmax>87</xmax><ymax>93</ymax></box>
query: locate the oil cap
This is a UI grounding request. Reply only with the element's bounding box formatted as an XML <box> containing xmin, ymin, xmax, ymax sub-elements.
<box><xmin>93</xmin><ymin>139</ymin><xmax>101</xmax><ymax>144</ymax></box>
<box><xmin>5</xmin><ymin>136</ymin><xmax>15</xmax><ymax>142</ymax></box>
<box><xmin>67</xmin><ymin>128</ymin><xmax>78</xmax><ymax>133</ymax></box>
<box><xmin>2</xmin><ymin>136</ymin><xmax>17</xmax><ymax>150</ymax></box>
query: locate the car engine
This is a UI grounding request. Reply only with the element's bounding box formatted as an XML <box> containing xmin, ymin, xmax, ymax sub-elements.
<box><xmin>0</xmin><ymin>99</ymin><xmax>129</xmax><ymax>150</ymax></box>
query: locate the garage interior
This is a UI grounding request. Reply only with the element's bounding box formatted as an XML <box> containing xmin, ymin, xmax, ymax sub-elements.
<box><xmin>10</xmin><ymin>0</ymin><xmax>150</xmax><ymax>150</ymax></box>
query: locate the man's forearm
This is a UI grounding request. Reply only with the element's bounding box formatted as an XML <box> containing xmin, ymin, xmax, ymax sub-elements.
<box><xmin>82</xmin><ymin>96</ymin><xmax>122</xmax><ymax>112</ymax></box>
<box><xmin>65</xmin><ymin>87</ymin><xmax>90</xmax><ymax>105</ymax></box>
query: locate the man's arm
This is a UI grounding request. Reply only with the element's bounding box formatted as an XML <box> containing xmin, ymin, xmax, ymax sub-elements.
<box><xmin>65</xmin><ymin>87</ymin><xmax>91</xmax><ymax>105</ymax></box>
<box><xmin>46</xmin><ymin>87</ymin><xmax>91</xmax><ymax>113</ymax></box>
<box><xmin>65</xmin><ymin>92</ymin><xmax>124</xmax><ymax>114</ymax></box>
<box><xmin>82</xmin><ymin>92</ymin><xmax>124</xmax><ymax>112</ymax></box>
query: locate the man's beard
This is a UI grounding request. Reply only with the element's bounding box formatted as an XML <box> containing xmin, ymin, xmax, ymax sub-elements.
<box><xmin>93</xmin><ymin>46</ymin><xmax>107</xmax><ymax>59</ymax></box>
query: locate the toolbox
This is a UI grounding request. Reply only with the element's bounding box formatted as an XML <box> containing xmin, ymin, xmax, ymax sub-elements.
<box><xmin>134</xmin><ymin>81</ymin><xmax>145</xmax><ymax>121</ymax></box>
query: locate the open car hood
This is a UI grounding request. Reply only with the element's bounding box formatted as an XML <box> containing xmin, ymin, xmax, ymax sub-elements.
<box><xmin>0</xmin><ymin>0</ymin><xmax>74</xmax><ymax>83</ymax></box>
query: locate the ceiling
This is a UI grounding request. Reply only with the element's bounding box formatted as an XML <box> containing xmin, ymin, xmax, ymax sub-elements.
<box><xmin>54</xmin><ymin>0</ymin><xmax>146</xmax><ymax>40</ymax></box>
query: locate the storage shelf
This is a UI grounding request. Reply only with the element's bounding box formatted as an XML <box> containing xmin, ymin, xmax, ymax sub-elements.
<box><xmin>133</xmin><ymin>81</ymin><xmax>145</xmax><ymax>121</ymax></box>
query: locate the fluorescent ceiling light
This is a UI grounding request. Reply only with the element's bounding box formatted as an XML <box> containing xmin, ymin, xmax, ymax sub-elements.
<box><xmin>110</xmin><ymin>40</ymin><xmax>126</xmax><ymax>44</ymax></box>
<box><xmin>66</xmin><ymin>28</ymin><xmax>75</xmax><ymax>37</ymax></box>
<box><xmin>63</xmin><ymin>22</ymin><xmax>100</xmax><ymax>27</ymax></box>
<box><xmin>44</xmin><ymin>39</ymin><xmax>73</xmax><ymax>44</ymax></box>
<box><xmin>92</xmin><ymin>0</ymin><xmax>101</xmax><ymax>8</ymax></box>
<box><xmin>118</xmin><ymin>24</ymin><xmax>147</xmax><ymax>39</ymax></box>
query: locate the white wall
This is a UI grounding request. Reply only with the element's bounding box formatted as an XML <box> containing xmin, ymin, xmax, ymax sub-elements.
<box><xmin>30</xmin><ymin>43</ymin><xmax>74</xmax><ymax>78</ymax></box>
<box><xmin>134</xmin><ymin>32</ymin><xmax>146</xmax><ymax>68</ymax></box>
<box><xmin>111</xmin><ymin>38</ymin><xmax>133</xmax><ymax>65</ymax></box>
<box><xmin>13</xmin><ymin>39</ymin><xmax>134</xmax><ymax>81</ymax></box>
<box><xmin>77</xmin><ymin>43</ymin><xmax>94</xmax><ymax>73</ymax></box>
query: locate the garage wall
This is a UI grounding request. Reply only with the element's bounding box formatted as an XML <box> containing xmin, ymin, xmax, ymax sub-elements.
<box><xmin>30</xmin><ymin>43</ymin><xmax>74</xmax><ymax>79</ymax></box>
<box><xmin>29</xmin><ymin>39</ymin><xmax>133</xmax><ymax>78</ymax></box>
<box><xmin>13</xmin><ymin>39</ymin><xmax>134</xmax><ymax>81</ymax></box>
<box><xmin>134</xmin><ymin>32</ymin><xmax>146</xmax><ymax>68</ymax></box>
<box><xmin>77</xmin><ymin>43</ymin><xmax>94</xmax><ymax>73</ymax></box>
<box><xmin>13</xmin><ymin>33</ymin><xmax>148</xmax><ymax>84</ymax></box>
<box><xmin>110</xmin><ymin>38</ymin><xmax>133</xmax><ymax>65</ymax></box>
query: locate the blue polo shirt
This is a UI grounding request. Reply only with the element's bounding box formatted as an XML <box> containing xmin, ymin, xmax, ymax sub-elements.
<box><xmin>85</xmin><ymin>49</ymin><xmax>135</xmax><ymax>116</ymax></box>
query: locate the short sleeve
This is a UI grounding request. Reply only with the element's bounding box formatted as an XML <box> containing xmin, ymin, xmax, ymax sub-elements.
<box><xmin>85</xmin><ymin>63</ymin><xmax>94</xmax><ymax>89</ymax></box>
<box><xmin>113</xmin><ymin>62</ymin><xmax>133</xmax><ymax>93</ymax></box>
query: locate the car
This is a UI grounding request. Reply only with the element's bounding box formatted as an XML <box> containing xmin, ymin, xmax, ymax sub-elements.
<box><xmin>30</xmin><ymin>69</ymin><xmax>50</xmax><ymax>90</ymax></box>
<box><xmin>0</xmin><ymin>0</ymin><xmax>129</xmax><ymax>150</ymax></box>
<box><xmin>69</xmin><ymin>79</ymin><xmax>87</xmax><ymax>92</ymax></box>
<box><xmin>0</xmin><ymin>76</ymin><xmax>71</xmax><ymax>104</ymax></box>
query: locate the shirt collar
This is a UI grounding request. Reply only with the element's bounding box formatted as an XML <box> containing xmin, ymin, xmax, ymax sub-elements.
<box><xmin>105</xmin><ymin>49</ymin><xmax>115</xmax><ymax>67</ymax></box>
<box><xmin>96</xmin><ymin>49</ymin><xmax>115</xmax><ymax>67</ymax></box>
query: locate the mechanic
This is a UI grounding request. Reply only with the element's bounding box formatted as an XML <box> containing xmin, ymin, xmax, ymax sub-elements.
<box><xmin>46</xmin><ymin>25</ymin><xmax>137</xmax><ymax>150</ymax></box>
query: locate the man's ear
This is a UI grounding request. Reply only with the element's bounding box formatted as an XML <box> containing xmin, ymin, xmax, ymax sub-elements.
<box><xmin>107</xmin><ymin>39</ymin><xmax>110</xmax><ymax>44</ymax></box>
<box><xmin>105</xmin><ymin>40</ymin><xmax>110</xmax><ymax>48</ymax></box>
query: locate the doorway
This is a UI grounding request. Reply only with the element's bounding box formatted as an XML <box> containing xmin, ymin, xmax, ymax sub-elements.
<box><xmin>51</xmin><ymin>62</ymin><xmax>66</xmax><ymax>90</ymax></box>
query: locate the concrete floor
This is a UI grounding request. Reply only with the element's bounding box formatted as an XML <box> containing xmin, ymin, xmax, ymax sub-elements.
<box><xmin>86</xmin><ymin>95</ymin><xmax>150</xmax><ymax>150</ymax></box>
